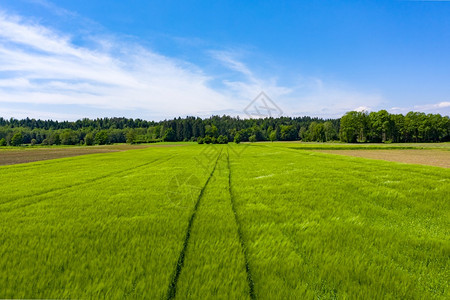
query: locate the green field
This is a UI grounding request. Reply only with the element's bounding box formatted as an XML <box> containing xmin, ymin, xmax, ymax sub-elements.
<box><xmin>0</xmin><ymin>143</ymin><xmax>449</xmax><ymax>299</ymax></box>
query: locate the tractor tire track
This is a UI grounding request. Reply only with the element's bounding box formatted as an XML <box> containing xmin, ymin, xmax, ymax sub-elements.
<box><xmin>166</xmin><ymin>150</ymin><xmax>222</xmax><ymax>300</ymax></box>
<box><xmin>0</xmin><ymin>155</ymin><xmax>176</xmax><ymax>213</ymax></box>
<box><xmin>227</xmin><ymin>149</ymin><xmax>256</xmax><ymax>300</ymax></box>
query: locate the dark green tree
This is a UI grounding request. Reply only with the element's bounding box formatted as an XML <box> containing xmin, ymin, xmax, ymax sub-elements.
<box><xmin>234</xmin><ymin>133</ymin><xmax>241</xmax><ymax>144</ymax></box>
<box><xmin>269</xmin><ymin>130</ymin><xmax>277</xmax><ymax>142</ymax></box>
<box><xmin>217</xmin><ymin>135</ymin><xmax>228</xmax><ymax>144</ymax></box>
<box><xmin>163</xmin><ymin>128</ymin><xmax>176</xmax><ymax>142</ymax></box>
<box><xmin>95</xmin><ymin>130</ymin><xmax>109</xmax><ymax>145</ymax></box>
<box><xmin>323</xmin><ymin>121</ymin><xmax>338</xmax><ymax>141</ymax></box>
<box><xmin>11</xmin><ymin>132</ymin><xmax>23</xmax><ymax>146</ymax></box>
<box><xmin>205</xmin><ymin>125</ymin><xmax>218</xmax><ymax>138</ymax></box>
<box><xmin>126</xmin><ymin>129</ymin><xmax>136</xmax><ymax>144</ymax></box>
<box><xmin>279</xmin><ymin>125</ymin><xmax>297</xmax><ymax>141</ymax></box>
<box><xmin>203</xmin><ymin>136</ymin><xmax>212</xmax><ymax>144</ymax></box>
<box><xmin>84</xmin><ymin>133</ymin><xmax>94</xmax><ymax>146</ymax></box>
<box><xmin>340</xmin><ymin>111</ymin><xmax>368</xmax><ymax>142</ymax></box>
<box><xmin>49</xmin><ymin>133</ymin><xmax>61</xmax><ymax>145</ymax></box>
<box><xmin>60</xmin><ymin>130</ymin><xmax>78</xmax><ymax>145</ymax></box>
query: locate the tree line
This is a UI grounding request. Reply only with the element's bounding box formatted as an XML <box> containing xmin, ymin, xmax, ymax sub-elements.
<box><xmin>339</xmin><ymin>110</ymin><xmax>450</xmax><ymax>143</ymax></box>
<box><xmin>0</xmin><ymin>110</ymin><xmax>448</xmax><ymax>146</ymax></box>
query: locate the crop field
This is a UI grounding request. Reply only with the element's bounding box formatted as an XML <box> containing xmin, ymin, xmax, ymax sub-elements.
<box><xmin>0</xmin><ymin>143</ymin><xmax>449</xmax><ymax>299</ymax></box>
<box><xmin>315</xmin><ymin>149</ymin><xmax>450</xmax><ymax>168</ymax></box>
<box><xmin>0</xmin><ymin>144</ymin><xmax>180</xmax><ymax>166</ymax></box>
<box><xmin>258</xmin><ymin>142</ymin><xmax>450</xmax><ymax>168</ymax></box>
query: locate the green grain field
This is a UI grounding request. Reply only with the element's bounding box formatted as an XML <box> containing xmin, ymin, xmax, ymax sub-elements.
<box><xmin>0</xmin><ymin>143</ymin><xmax>449</xmax><ymax>299</ymax></box>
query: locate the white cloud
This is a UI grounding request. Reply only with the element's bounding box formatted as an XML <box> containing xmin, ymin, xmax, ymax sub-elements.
<box><xmin>0</xmin><ymin>9</ymin><xmax>394</xmax><ymax>120</ymax></box>
<box><xmin>388</xmin><ymin>101</ymin><xmax>450</xmax><ymax>115</ymax></box>
<box><xmin>354</xmin><ymin>106</ymin><xmax>371</xmax><ymax>112</ymax></box>
<box><xmin>210</xmin><ymin>51</ymin><xmax>385</xmax><ymax>118</ymax></box>
<box><xmin>0</xmin><ymin>11</ymin><xmax>232</xmax><ymax>119</ymax></box>
<box><xmin>24</xmin><ymin>0</ymin><xmax>76</xmax><ymax>17</ymax></box>
<box><xmin>437</xmin><ymin>101</ymin><xmax>450</xmax><ymax>108</ymax></box>
<box><xmin>413</xmin><ymin>101</ymin><xmax>450</xmax><ymax>113</ymax></box>
<box><xmin>0</xmin><ymin>106</ymin><xmax>85</xmax><ymax>120</ymax></box>
<box><xmin>211</xmin><ymin>50</ymin><xmax>293</xmax><ymax>100</ymax></box>
<box><xmin>279</xmin><ymin>78</ymin><xmax>384</xmax><ymax>118</ymax></box>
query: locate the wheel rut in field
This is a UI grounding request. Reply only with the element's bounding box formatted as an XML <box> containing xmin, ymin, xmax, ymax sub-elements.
<box><xmin>227</xmin><ymin>150</ymin><xmax>256</xmax><ymax>300</ymax></box>
<box><xmin>0</xmin><ymin>155</ymin><xmax>177</xmax><ymax>212</ymax></box>
<box><xmin>166</xmin><ymin>150</ymin><xmax>222</xmax><ymax>300</ymax></box>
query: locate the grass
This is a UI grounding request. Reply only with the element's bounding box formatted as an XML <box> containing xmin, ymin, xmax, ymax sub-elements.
<box><xmin>230</xmin><ymin>145</ymin><xmax>449</xmax><ymax>298</ymax></box>
<box><xmin>173</xmin><ymin>151</ymin><xmax>251</xmax><ymax>299</ymax></box>
<box><xmin>0</xmin><ymin>146</ymin><xmax>210</xmax><ymax>298</ymax></box>
<box><xmin>0</xmin><ymin>143</ymin><xmax>448</xmax><ymax>298</ymax></box>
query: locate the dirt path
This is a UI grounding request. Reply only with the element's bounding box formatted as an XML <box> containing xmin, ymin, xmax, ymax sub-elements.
<box><xmin>315</xmin><ymin>149</ymin><xmax>450</xmax><ymax>168</ymax></box>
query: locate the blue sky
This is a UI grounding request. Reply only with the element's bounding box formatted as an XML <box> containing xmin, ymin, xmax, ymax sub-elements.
<box><xmin>0</xmin><ymin>0</ymin><xmax>449</xmax><ymax>120</ymax></box>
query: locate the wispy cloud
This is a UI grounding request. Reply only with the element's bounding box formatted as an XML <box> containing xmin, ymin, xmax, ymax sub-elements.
<box><xmin>414</xmin><ymin>101</ymin><xmax>450</xmax><ymax>112</ymax></box>
<box><xmin>24</xmin><ymin>0</ymin><xmax>76</xmax><ymax>17</ymax></box>
<box><xmin>211</xmin><ymin>50</ymin><xmax>294</xmax><ymax>103</ymax></box>
<box><xmin>283</xmin><ymin>78</ymin><xmax>385</xmax><ymax>118</ymax></box>
<box><xmin>389</xmin><ymin>101</ymin><xmax>450</xmax><ymax>115</ymax></box>
<box><xmin>210</xmin><ymin>50</ymin><xmax>386</xmax><ymax>118</ymax></box>
<box><xmin>0</xmin><ymin>10</ymin><xmax>233</xmax><ymax>120</ymax></box>
<box><xmin>0</xmin><ymin>7</ymin><xmax>413</xmax><ymax>121</ymax></box>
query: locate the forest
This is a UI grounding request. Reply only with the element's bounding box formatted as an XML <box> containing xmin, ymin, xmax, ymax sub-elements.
<box><xmin>0</xmin><ymin>110</ymin><xmax>448</xmax><ymax>146</ymax></box>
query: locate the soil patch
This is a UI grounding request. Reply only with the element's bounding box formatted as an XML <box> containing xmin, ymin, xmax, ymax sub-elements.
<box><xmin>0</xmin><ymin>144</ymin><xmax>151</xmax><ymax>166</ymax></box>
<box><xmin>316</xmin><ymin>149</ymin><xmax>450</xmax><ymax>168</ymax></box>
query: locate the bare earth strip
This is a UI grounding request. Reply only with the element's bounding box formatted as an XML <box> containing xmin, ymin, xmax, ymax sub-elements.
<box><xmin>0</xmin><ymin>144</ymin><xmax>170</xmax><ymax>166</ymax></box>
<box><xmin>316</xmin><ymin>149</ymin><xmax>450</xmax><ymax>168</ymax></box>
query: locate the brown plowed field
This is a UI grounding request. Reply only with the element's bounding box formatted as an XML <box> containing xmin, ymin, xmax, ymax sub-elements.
<box><xmin>316</xmin><ymin>149</ymin><xmax>450</xmax><ymax>168</ymax></box>
<box><xmin>0</xmin><ymin>144</ymin><xmax>174</xmax><ymax>166</ymax></box>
